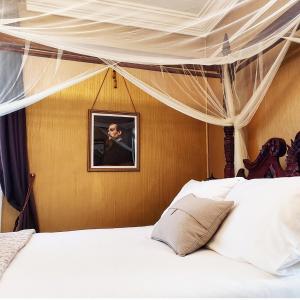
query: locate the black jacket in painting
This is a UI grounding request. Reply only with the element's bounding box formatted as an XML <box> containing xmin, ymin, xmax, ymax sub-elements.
<box><xmin>103</xmin><ymin>139</ymin><xmax>134</xmax><ymax>166</ymax></box>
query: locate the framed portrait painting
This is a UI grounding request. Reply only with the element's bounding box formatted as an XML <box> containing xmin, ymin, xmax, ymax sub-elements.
<box><xmin>88</xmin><ymin>110</ymin><xmax>139</xmax><ymax>171</ymax></box>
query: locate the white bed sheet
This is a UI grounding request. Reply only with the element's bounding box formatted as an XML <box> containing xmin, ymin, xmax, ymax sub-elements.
<box><xmin>0</xmin><ymin>226</ymin><xmax>299</xmax><ymax>298</ymax></box>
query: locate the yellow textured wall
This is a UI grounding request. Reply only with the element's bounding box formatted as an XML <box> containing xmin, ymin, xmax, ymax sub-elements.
<box><xmin>247</xmin><ymin>44</ymin><xmax>300</xmax><ymax>160</ymax></box>
<box><xmin>1</xmin><ymin>62</ymin><xmax>207</xmax><ymax>232</ymax></box>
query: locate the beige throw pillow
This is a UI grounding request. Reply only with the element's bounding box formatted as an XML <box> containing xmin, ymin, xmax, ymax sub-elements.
<box><xmin>151</xmin><ymin>194</ymin><xmax>234</xmax><ymax>256</ymax></box>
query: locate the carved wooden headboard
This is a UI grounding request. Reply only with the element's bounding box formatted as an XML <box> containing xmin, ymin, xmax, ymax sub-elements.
<box><xmin>237</xmin><ymin>132</ymin><xmax>300</xmax><ymax>179</ymax></box>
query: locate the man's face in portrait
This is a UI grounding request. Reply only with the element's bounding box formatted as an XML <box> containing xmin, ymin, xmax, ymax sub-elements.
<box><xmin>108</xmin><ymin>123</ymin><xmax>122</xmax><ymax>140</ymax></box>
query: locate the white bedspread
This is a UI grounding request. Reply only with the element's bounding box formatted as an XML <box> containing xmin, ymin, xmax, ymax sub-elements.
<box><xmin>0</xmin><ymin>226</ymin><xmax>299</xmax><ymax>297</ymax></box>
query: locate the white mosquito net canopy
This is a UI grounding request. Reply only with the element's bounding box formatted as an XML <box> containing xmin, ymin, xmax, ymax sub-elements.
<box><xmin>0</xmin><ymin>0</ymin><xmax>300</xmax><ymax>173</ymax></box>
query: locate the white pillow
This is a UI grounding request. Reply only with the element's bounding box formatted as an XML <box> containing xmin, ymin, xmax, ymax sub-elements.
<box><xmin>207</xmin><ymin>177</ymin><xmax>300</xmax><ymax>276</ymax></box>
<box><xmin>161</xmin><ymin>177</ymin><xmax>245</xmax><ymax>217</ymax></box>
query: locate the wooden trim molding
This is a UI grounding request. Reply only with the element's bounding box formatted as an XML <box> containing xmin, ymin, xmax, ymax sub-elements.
<box><xmin>0</xmin><ymin>33</ymin><xmax>221</xmax><ymax>78</ymax></box>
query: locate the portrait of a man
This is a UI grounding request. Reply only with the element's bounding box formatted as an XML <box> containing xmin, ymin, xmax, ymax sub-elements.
<box><xmin>89</xmin><ymin>110</ymin><xmax>139</xmax><ymax>171</ymax></box>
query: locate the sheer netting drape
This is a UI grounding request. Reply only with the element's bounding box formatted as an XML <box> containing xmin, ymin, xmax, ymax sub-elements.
<box><xmin>0</xmin><ymin>0</ymin><xmax>299</xmax><ymax>173</ymax></box>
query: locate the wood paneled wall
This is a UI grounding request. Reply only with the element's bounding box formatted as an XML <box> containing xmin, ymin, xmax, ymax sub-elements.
<box><xmin>247</xmin><ymin>43</ymin><xmax>300</xmax><ymax>160</ymax></box>
<box><xmin>2</xmin><ymin>63</ymin><xmax>207</xmax><ymax>232</ymax></box>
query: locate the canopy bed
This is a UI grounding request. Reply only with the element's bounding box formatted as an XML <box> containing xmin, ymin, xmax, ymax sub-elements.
<box><xmin>0</xmin><ymin>131</ymin><xmax>300</xmax><ymax>297</ymax></box>
<box><xmin>1</xmin><ymin>1</ymin><xmax>300</xmax><ymax>229</ymax></box>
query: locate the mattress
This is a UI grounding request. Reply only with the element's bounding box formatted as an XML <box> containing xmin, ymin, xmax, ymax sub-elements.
<box><xmin>0</xmin><ymin>226</ymin><xmax>299</xmax><ymax>297</ymax></box>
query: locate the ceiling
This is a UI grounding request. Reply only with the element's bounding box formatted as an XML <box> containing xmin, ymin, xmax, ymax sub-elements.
<box><xmin>26</xmin><ymin>0</ymin><xmax>239</xmax><ymax>36</ymax></box>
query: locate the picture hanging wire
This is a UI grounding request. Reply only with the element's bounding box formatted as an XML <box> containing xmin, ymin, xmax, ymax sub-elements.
<box><xmin>91</xmin><ymin>68</ymin><xmax>109</xmax><ymax>110</ymax></box>
<box><xmin>91</xmin><ymin>68</ymin><xmax>137</xmax><ymax>113</ymax></box>
<box><xmin>122</xmin><ymin>76</ymin><xmax>137</xmax><ymax>113</ymax></box>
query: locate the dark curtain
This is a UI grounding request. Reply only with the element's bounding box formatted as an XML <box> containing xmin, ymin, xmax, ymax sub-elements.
<box><xmin>0</xmin><ymin>50</ymin><xmax>39</xmax><ymax>232</ymax></box>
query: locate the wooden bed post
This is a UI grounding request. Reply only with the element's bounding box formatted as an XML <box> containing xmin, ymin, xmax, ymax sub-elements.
<box><xmin>224</xmin><ymin>126</ymin><xmax>235</xmax><ymax>178</ymax></box>
<box><xmin>222</xmin><ymin>34</ymin><xmax>235</xmax><ymax>178</ymax></box>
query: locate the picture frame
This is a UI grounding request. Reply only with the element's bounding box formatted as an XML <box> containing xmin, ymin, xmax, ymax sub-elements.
<box><xmin>88</xmin><ymin>110</ymin><xmax>140</xmax><ymax>171</ymax></box>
